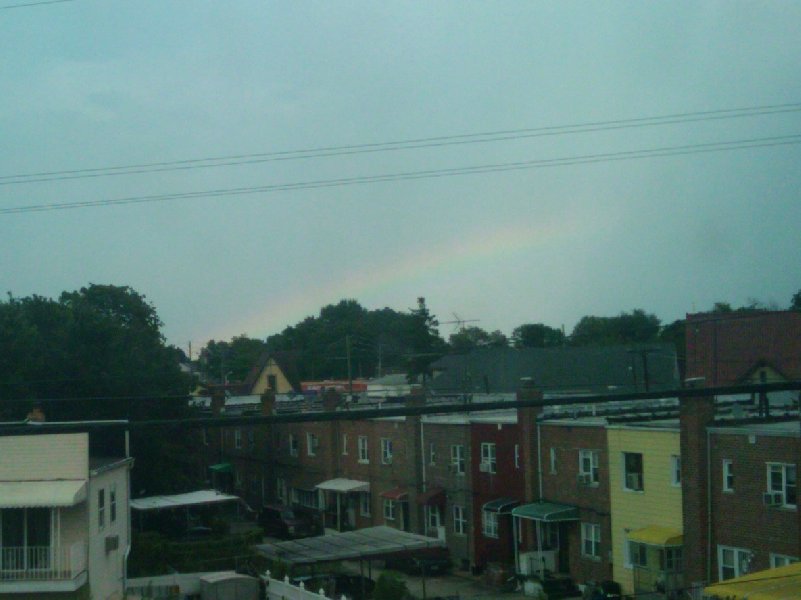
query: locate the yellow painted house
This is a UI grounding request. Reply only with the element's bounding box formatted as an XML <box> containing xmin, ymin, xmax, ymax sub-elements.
<box><xmin>608</xmin><ymin>421</ymin><xmax>684</xmax><ymax>597</ymax></box>
<box><xmin>241</xmin><ymin>352</ymin><xmax>299</xmax><ymax>395</ymax></box>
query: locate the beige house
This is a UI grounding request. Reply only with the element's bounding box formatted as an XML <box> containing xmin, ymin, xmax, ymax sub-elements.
<box><xmin>0</xmin><ymin>430</ymin><xmax>133</xmax><ymax>600</ymax></box>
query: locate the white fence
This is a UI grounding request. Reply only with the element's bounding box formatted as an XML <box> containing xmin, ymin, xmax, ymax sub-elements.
<box><xmin>265</xmin><ymin>572</ymin><xmax>340</xmax><ymax>600</ymax></box>
<box><xmin>0</xmin><ymin>541</ymin><xmax>87</xmax><ymax>581</ymax></box>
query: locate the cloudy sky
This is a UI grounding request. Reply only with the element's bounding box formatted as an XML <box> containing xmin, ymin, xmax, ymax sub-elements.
<box><xmin>2</xmin><ymin>1</ymin><xmax>800</xmax><ymax>352</ymax></box>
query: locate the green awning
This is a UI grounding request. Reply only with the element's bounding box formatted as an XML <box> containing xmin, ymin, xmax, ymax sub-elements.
<box><xmin>512</xmin><ymin>501</ymin><xmax>579</xmax><ymax>522</ymax></box>
<box><xmin>483</xmin><ymin>497</ymin><xmax>519</xmax><ymax>513</ymax></box>
<box><xmin>209</xmin><ymin>462</ymin><xmax>232</xmax><ymax>473</ymax></box>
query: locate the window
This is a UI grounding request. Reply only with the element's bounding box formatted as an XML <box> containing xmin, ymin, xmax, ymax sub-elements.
<box><xmin>581</xmin><ymin>523</ymin><xmax>601</xmax><ymax>559</ymax></box>
<box><xmin>110</xmin><ymin>483</ymin><xmax>117</xmax><ymax>523</ymax></box>
<box><xmin>360</xmin><ymin>493</ymin><xmax>371</xmax><ymax>517</ymax></box>
<box><xmin>306</xmin><ymin>433</ymin><xmax>319</xmax><ymax>456</ymax></box>
<box><xmin>767</xmin><ymin>463</ymin><xmax>797</xmax><ymax>507</ymax></box>
<box><xmin>276</xmin><ymin>477</ymin><xmax>287</xmax><ymax>503</ymax></box>
<box><xmin>453</xmin><ymin>505</ymin><xmax>467</xmax><ymax>535</ymax></box>
<box><xmin>267</xmin><ymin>374</ymin><xmax>277</xmax><ymax>391</ymax></box>
<box><xmin>235</xmin><ymin>469</ymin><xmax>243</xmax><ymax>489</ymax></box>
<box><xmin>426</xmin><ymin>505</ymin><xmax>441</xmax><ymax>529</ymax></box>
<box><xmin>248</xmin><ymin>430</ymin><xmax>255</xmax><ymax>451</ymax></box>
<box><xmin>358</xmin><ymin>436</ymin><xmax>369</xmax><ymax>463</ymax></box>
<box><xmin>660</xmin><ymin>548</ymin><xmax>683</xmax><ymax>572</ymax></box>
<box><xmin>429</xmin><ymin>442</ymin><xmax>436</xmax><ymax>465</ymax></box>
<box><xmin>770</xmin><ymin>553</ymin><xmax>799</xmax><ymax>568</ymax></box>
<box><xmin>381</xmin><ymin>438</ymin><xmax>393</xmax><ymax>464</ymax></box>
<box><xmin>451</xmin><ymin>444</ymin><xmax>465</xmax><ymax>475</ymax></box>
<box><xmin>482</xmin><ymin>510</ymin><xmax>499</xmax><ymax>538</ymax></box>
<box><xmin>234</xmin><ymin>428</ymin><xmax>242</xmax><ymax>449</ymax></box>
<box><xmin>98</xmin><ymin>489</ymin><xmax>105</xmax><ymax>530</ymax></box>
<box><xmin>480</xmin><ymin>443</ymin><xmax>497</xmax><ymax>474</ymax></box>
<box><xmin>718</xmin><ymin>546</ymin><xmax>752</xmax><ymax>580</ymax></box>
<box><xmin>342</xmin><ymin>434</ymin><xmax>348</xmax><ymax>455</ymax></box>
<box><xmin>294</xmin><ymin>488</ymin><xmax>320</xmax><ymax>509</ymax></box>
<box><xmin>383</xmin><ymin>499</ymin><xmax>396</xmax><ymax>521</ymax></box>
<box><xmin>723</xmin><ymin>459</ymin><xmax>734</xmax><ymax>492</ymax></box>
<box><xmin>671</xmin><ymin>455</ymin><xmax>681</xmax><ymax>486</ymax></box>
<box><xmin>514</xmin><ymin>444</ymin><xmax>520</xmax><ymax>469</ymax></box>
<box><xmin>549</xmin><ymin>447</ymin><xmax>557</xmax><ymax>474</ymax></box>
<box><xmin>579</xmin><ymin>449</ymin><xmax>600</xmax><ymax>484</ymax></box>
<box><xmin>289</xmin><ymin>434</ymin><xmax>299</xmax><ymax>457</ymax></box>
<box><xmin>623</xmin><ymin>452</ymin><xmax>644</xmax><ymax>491</ymax></box>
<box><xmin>629</xmin><ymin>541</ymin><xmax>647</xmax><ymax>567</ymax></box>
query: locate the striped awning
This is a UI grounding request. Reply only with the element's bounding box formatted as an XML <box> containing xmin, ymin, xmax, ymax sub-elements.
<box><xmin>0</xmin><ymin>480</ymin><xmax>87</xmax><ymax>508</ymax></box>
<box><xmin>512</xmin><ymin>501</ymin><xmax>579</xmax><ymax>522</ymax></box>
<box><xmin>627</xmin><ymin>525</ymin><xmax>683</xmax><ymax>547</ymax></box>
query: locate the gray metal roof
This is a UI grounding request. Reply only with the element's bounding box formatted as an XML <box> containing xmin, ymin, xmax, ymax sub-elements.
<box><xmin>253</xmin><ymin>526</ymin><xmax>445</xmax><ymax>565</ymax></box>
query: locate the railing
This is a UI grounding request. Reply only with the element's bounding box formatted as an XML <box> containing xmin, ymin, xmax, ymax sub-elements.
<box><xmin>265</xmin><ymin>572</ymin><xmax>336</xmax><ymax>600</ymax></box>
<box><xmin>0</xmin><ymin>541</ymin><xmax>87</xmax><ymax>582</ymax></box>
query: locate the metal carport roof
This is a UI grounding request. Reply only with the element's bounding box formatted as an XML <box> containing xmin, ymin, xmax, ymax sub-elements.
<box><xmin>253</xmin><ymin>526</ymin><xmax>446</xmax><ymax>565</ymax></box>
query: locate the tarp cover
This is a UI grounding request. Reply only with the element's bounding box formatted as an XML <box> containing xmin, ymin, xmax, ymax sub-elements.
<box><xmin>512</xmin><ymin>501</ymin><xmax>579</xmax><ymax>522</ymax></box>
<box><xmin>380</xmin><ymin>487</ymin><xmax>408</xmax><ymax>500</ymax></box>
<box><xmin>0</xmin><ymin>480</ymin><xmax>87</xmax><ymax>508</ymax></box>
<box><xmin>131</xmin><ymin>490</ymin><xmax>242</xmax><ymax>511</ymax></box>
<box><xmin>703</xmin><ymin>561</ymin><xmax>801</xmax><ymax>600</ymax></box>
<box><xmin>254</xmin><ymin>525</ymin><xmax>446</xmax><ymax>565</ymax></box>
<box><xmin>627</xmin><ymin>525</ymin><xmax>683</xmax><ymax>547</ymax></box>
<box><xmin>482</xmin><ymin>497</ymin><xmax>519</xmax><ymax>513</ymax></box>
<box><xmin>316</xmin><ymin>478</ymin><xmax>370</xmax><ymax>493</ymax></box>
<box><xmin>415</xmin><ymin>486</ymin><xmax>445</xmax><ymax>506</ymax></box>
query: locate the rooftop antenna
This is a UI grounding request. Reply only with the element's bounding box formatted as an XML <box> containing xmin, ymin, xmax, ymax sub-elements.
<box><xmin>440</xmin><ymin>312</ymin><xmax>480</xmax><ymax>333</ymax></box>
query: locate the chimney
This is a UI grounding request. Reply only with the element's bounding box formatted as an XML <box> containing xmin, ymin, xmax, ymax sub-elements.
<box><xmin>261</xmin><ymin>388</ymin><xmax>276</xmax><ymax>416</ymax></box>
<box><xmin>517</xmin><ymin>378</ymin><xmax>543</xmax><ymax>502</ymax></box>
<box><xmin>210</xmin><ymin>389</ymin><xmax>225</xmax><ymax>416</ymax></box>
<box><xmin>26</xmin><ymin>406</ymin><xmax>46</xmax><ymax>423</ymax></box>
<box><xmin>323</xmin><ymin>388</ymin><xmax>341</xmax><ymax>412</ymax></box>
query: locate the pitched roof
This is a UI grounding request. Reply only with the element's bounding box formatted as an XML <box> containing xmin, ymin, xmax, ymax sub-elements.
<box><xmin>429</xmin><ymin>345</ymin><xmax>679</xmax><ymax>395</ymax></box>
<box><xmin>242</xmin><ymin>351</ymin><xmax>302</xmax><ymax>393</ymax></box>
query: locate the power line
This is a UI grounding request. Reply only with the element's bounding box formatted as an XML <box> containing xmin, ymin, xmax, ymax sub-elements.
<box><xmin>0</xmin><ymin>0</ymin><xmax>74</xmax><ymax>9</ymax></box>
<box><xmin>1</xmin><ymin>103</ymin><xmax>800</xmax><ymax>185</ymax></box>
<box><xmin>3</xmin><ymin>133</ymin><xmax>800</xmax><ymax>215</ymax></box>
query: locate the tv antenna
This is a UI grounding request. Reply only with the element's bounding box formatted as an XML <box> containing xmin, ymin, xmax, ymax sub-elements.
<box><xmin>440</xmin><ymin>313</ymin><xmax>480</xmax><ymax>332</ymax></box>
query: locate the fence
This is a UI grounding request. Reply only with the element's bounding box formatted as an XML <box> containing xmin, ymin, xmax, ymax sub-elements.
<box><xmin>0</xmin><ymin>541</ymin><xmax>86</xmax><ymax>582</ymax></box>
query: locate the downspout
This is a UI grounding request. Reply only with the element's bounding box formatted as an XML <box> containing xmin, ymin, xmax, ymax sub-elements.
<box><xmin>123</xmin><ymin>429</ymin><xmax>131</xmax><ymax>596</ymax></box>
<box><xmin>420</xmin><ymin>418</ymin><xmax>427</xmax><ymax>493</ymax></box>
<box><xmin>706</xmin><ymin>429</ymin><xmax>712</xmax><ymax>584</ymax></box>
<box><xmin>536</xmin><ymin>423</ymin><xmax>543</xmax><ymax>499</ymax></box>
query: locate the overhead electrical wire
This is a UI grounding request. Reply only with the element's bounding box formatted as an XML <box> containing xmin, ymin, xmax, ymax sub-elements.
<box><xmin>2</xmin><ymin>133</ymin><xmax>800</xmax><ymax>215</ymax></box>
<box><xmin>0</xmin><ymin>0</ymin><xmax>74</xmax><ymax>9</ymax></box>
<box><xmin>1</xmin><ymin>103</ymin><xmax>800</xmax><ymax>185</ymax></box>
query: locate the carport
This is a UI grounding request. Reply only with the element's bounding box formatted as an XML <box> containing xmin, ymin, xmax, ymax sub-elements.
<box><xmin>254</xmin><ymin>525</ymin><xmax>446</xmax><ymax>599</ymax></box>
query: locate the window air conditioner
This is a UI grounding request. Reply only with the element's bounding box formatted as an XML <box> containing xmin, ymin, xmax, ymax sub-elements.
<box><xmin>479</xmin><ymin>462</ymin><xmax>491</xmax><ymax>473</ymax></box>
<box><xmin>105</xmin><ymin>535</ymin><xmax>119</xmax><ymax>553</ymax></box>
<box><xmin>763</xmin><ymin>492</ymin><xmax>783</xmax><ymax>506</ymax></box>
<box><xmin>578</xmin><ymin>473</ymin><xmax>593</xmax><ymax>486</ymax></box>
<box><xmin>626</xmin><ymin>473</ymin><xmax>642</xmax><ymax>490</ymax></box>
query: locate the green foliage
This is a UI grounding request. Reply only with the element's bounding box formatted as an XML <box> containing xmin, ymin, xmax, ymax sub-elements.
<box><xmin>374</xmin><ymin>571</ymin><xmax>410</xmax><ymax>600</ymax></box>
<box><xmin>792</xmin><ymin>289</ymin><xmax>801</xmax><ymax>311</ymax></box>
<box><xmin>449</xmin><ymin>326</ymin><xmax>508</xmax><ymax>353</ymax></box>
<box><xmin>511</xmin><ymin>323</ymin><xmax>565</xmax><ymax>348</ymax></box>
<box><xmin>570</xmin><ymin>309</ymin><xmax>661</xmax><ymax>346</ymax></box>
<box><xmin>198</xmin><ymin>335</ymin><xmax>267</xmax><ymax>384</ymax></box>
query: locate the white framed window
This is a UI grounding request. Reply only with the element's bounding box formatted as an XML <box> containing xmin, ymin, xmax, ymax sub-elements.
<box><xmin>234</xmin><ymin>428</ymin><xmax>242</xmax><ymax>449</ymax></box>
<box><xmin>671</xmin><ymin>455</ymin><xmax>681</xmax><ymax>487</ymax></box>
<box><xmin>480</xmin><ymin>442</ymin><xmax>497</xmax><ymax>474</ymax></box>
<box><xmin>770</xmin><ymin>553</ymin><xmax>799</xmax><ymax>568</ymax></box>
<box><xmin>110</xmin><ymin>483</ymin><xmax>117</xmax><ymax>524</ymax></box>
<box><xmin>718</xmin><ymin>545</ymin><xmax>752</xmax><ymax>580</ymax></box>
<box><xmin>426</xmin><ymin>505</ymin><xmax>441</xmax><ymax>529</ymax></box>
<box><xmin>453</xmin><ymin>505</ymin><xmax>467</xmax><ymax>535</ymax></box>
<box><xmin>514</xmin><ymin>444</ymin><xmax>520</xmax><ymax>469</ymax></box>
<box><xmin>383</xmin><ymin>499</ymin><xmax>396</xmax><ymax>521</ymax></box>
<box><xmin>451</xmin><ymin>444</ymin><xmax>465</xmax><ymax>475</ymax></box>
<box><xmin>360</xmin><ymin>493</ymin><xmax>371</xmax><ymax>517</ymax></box>
<box><xmin>306</xmin><ymin>433</ymin><xmax>319</xmax><ymax>456</ymax></box>
<box><xmin>98</xmin><ymin>488</ymin><xmax>105</xmax><ymax>530</ymax></box>
<box><xmin>623</xmin><ymin>452</ymin><xmax>644</xmax><ymax>491</ymax></box>
<box><xmin>767</xmin><ymin>463</ymin><xmax>797</xmax><ymax>508</ymax></box>
<box><xmin>381</xmin><ymin>438</ymin><xmax>393</xmax><ymax>464</ymax></box>
<box><xmin>661</xmin><ymin>548</ymin><xmax>683</xmax><ymax>573</ymax></box>
<box><xmin>289</xmin><ymin>434</ymin><xmax>299</xmax><ymax>457</ymax></box>
<box><xmin>276</xmin><ymin>477</ymin><xmax>287</xmax><ymax>504</ymax></box>
<box><xmin>358</xmin><ymin>435</ymin><xmax>369</xmax><ymax>463</ymax></box>
<box><xmin>294</xmin><ymin>488</ymin><xmax>319</xmax><ymax>509</ymax></box>
<box><xmin>579</xmin><ymin>449</ymin><xmax>600</xmax><ymax>484</ymax></box>
<box><xmin>342</xmin><ymin>434</ymin><xmax>348</xmax><ymax>455</ymax></box>
<box><xmin>429</xmin><ymin>442</ymin><xmax>437</xmax><ymax>466</ymax></box>
<box><xmin>723</xmin><ymin>459</ymin><xmax>734</xmax><ymax>492</ymax></box>
<box><xmin>482</xmin><ymin>510</ymin><xmax>499</xmax><ymax>538</ymax></box>
<box><xmin>549</xmin><ymin>447</ymin><xmax>557</xmax><ymax>474</ymax></box>
<box><xmin>629</xmin><ymin>541</ymin><xmax>647</xmax><ymax>567</ymax></box>
<box><xmin>581</xmin><ymin>522</ymin><xmax>601</xmax><ymax>559</ymax></box>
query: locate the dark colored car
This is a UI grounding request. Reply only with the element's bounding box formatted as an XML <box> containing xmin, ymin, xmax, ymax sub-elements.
<box><xmin>292</xmin><ymin>574</ymin><xmax>375</xmax><ymax>600</ymax></box>
<box><xmin>259</xmin><ymin>505</ymin><xmax>315</xmax><ymax>538</ymax></box>
<box><xmin>384</xmin><ymin>552</ymin><xmax>452</xmax><ymax>575</ymax></box>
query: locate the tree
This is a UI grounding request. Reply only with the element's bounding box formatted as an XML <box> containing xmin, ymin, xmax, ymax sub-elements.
<box><xmin>373</xmin><ymin>572</ymin><xmax>409</xmax><ymax>600</ymax></box>
<box><xmin>511</xmin><ymin>323</ymin><xmax>565</xmax><ymax>348</ymax></box>
<box><xmin>406</xmin><ymin>297</ymin><xmax>447</xmax><ymax>381</ymax></box>
<box><xmin>792</xmin><ymin>289</ymin><xmax>801</xmax><ymax>311</ymax></box>
<box><xmin>199</xmin><ymin>335</ymin><xmax>267</xmax><ymax>384</ymax></box>
<box><xmin>570</xmin><ymin>309</ymin><xmax>661</xmax><ymax>346</ymax></box>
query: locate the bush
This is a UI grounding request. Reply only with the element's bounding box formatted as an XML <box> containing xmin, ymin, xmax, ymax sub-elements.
<box><xmin>374</xmin><ymin>572</ymin><xmax>409</xmax><ymax>600</ymax></box>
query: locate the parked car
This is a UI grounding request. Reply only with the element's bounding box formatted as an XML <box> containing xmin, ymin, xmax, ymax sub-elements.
<box><xmin>384</xmin><ymin>552</ymin><xmax>452</xmax><ymax>575</ymax></box>
<box><xmin>292</xmin><ymin>573</ymin><xmax>375</xmax><ymax>600</ymax></box>
<box><xmin>259</xmin><ymin>505</ymin><xmax>315</xmax><ymax>538</ymax></box>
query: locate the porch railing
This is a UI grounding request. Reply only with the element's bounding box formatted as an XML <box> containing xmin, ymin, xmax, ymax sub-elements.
<box><xmin>0</xmin><ymin>541</ymin><xmax>87</xmax><ymax>582</ymax></box>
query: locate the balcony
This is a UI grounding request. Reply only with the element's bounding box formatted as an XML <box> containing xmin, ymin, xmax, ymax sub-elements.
<box><xmin>0</xmin><ymin>541</ymin><xmax>88</xmax><ymax>593</ymax></box>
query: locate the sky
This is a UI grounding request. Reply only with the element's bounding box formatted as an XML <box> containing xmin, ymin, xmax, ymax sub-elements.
<box><xmin>1</xmin><ymin>1</ymin><xmax>800</xmax><ymax>354</ymax></box>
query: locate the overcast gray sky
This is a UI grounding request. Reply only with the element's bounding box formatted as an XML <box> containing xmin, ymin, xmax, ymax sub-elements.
<box><xmin>2</xmin><ymin>1</ymin><xmax>800</xmax><ymax>351</ymax></box>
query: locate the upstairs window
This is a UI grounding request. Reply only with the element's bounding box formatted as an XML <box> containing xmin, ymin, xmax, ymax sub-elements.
<box><xmin>234</xmin><ymin>429</ymin><xmax>242</xmax><ymax>449</ymax></box>
<box><xmin>671</xmin><ymin>455</ymin><xmax>681</xmax><ymax>487</ymax></box>
<box><xmin>723</xmin><ymin>459</ymin><xmax>734</xmax><ymax>492</ymax></box>
<box><xmin>579</xmin><ymin>450</ymin><xmax>600</xmax><ymax>484</ymax></box>
<box><xmin>98</xmin><ymin>489</ymin><xmax>105</xmax><ymax>530</ymax></box>
<box><xmin>623</xmin><ymin>452</ymin><xmax>644</xmax><ymax>491</ymax></box>
<box><xmin>110</xmin><ymin>484</ymin><xmax>117</xmax><ymax>523</ymax></box>
<box><xmin>381</xmin><ymin>438</ymin><xmax>393</xmax><ymax>464</ymax></box>
<box><xmin>767</xmin><ymin>463</ymin><xmax>797</xmax><ymax>508</ymax></box>
<box><xmin>342</xmin><ymin>434</ymin><xmax>348</xmax><ymax>455</ymax></box>
<box><xmin>306</xmin><ymin>433</ymin><xmax>319</xmax><ymax>456</ymax></box>
<box><xmin>429</xmin><ymin>442</ymin><xmax>437</xmax><ymax>465</ymax></box>
<box><xmin>289</xmin><ymin>434</ymin><xmax>299</xmax><ymax>457</ymax></box>
<box><xmin>480</xmin><ymin>443</ymin><xmax>497</xmax><ymax>474</ymax></box>
<box><xmin>358</xmin><ymin>436</ymin><xmax>369</xmax><ymax>463</ymax></box>
<box><xmin>451</xmin><ymin>444</ymin><xmax>465</xmax><ymax>475</ymax></box>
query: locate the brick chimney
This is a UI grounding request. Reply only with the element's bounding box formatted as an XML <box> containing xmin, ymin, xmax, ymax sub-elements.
<box><xmin>210</xmin><ymin>389</ymin><xmax>226</xmax><ymax>416</ymax></box>
<box><xmin>322</xmin><ymin>388</ymin><xmax>341</xmax><ymax>412</ymax></box>
<box><xmin>26</xmin><ymin>406</ymin><xmax>46</xmax><ymax>423</ymax></box>
<box><xmin>517</xmin><ymin>378</ymin><xmax>543</xmax><ymax>502</ymax></box>
<box><xmin>261</xmin><ymin>388</ymin><xmax>276</xmax><ymax>416</ymax></box>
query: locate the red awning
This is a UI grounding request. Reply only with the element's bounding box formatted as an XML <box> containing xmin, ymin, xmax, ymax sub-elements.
<box><xmin>415</xmin><ymin>486</ymin><xmax>445</xmax><ymax>506</ymax></box>
<box><xmin>380</xmin><ymin>487</ymin><xmax>408</xmax><ymax>501</ymax></box>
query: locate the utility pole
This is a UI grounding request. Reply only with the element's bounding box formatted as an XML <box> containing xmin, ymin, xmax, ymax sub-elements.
<box><xmin>346</xmin><ymin>335</ymin><xmax>353</xmax><ymax>399</ymax></box>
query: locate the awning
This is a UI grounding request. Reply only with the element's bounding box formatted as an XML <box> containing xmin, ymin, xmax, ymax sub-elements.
<box><xmin>131</xmin><ymin>490</ymin><xmax>243</xmax><ymax>511</ymax></box>
<box><xmin>704</xmin><ymin>561</ymin><xmax>801</xmax><ymax>600</ymax></box>
<box><xmin>416</xmin><ymin>486</ymin><xmax>446</xmax><ymax>506</ymax></box>
<box><xmin>380</xmin><ymin>487</ymin><xmax>408</xmax><ymax>501</ymax></box>
<box><xmin>512</xmin><ymin>501</ymin><xmax>579</xmax><ymax>522</ymax></box>
<box><xmin>316</xmin><ymin>478</ymin><xmax>370</xmax><ymax>493</ymax></box>
<box><xmin>482</xmin><ymin>497</ymin><xmax>519</xmax><ymax>513</ymax></box>
<box><xmin>0</xmin><ymin>480</ymin><xmax>87</xmax><ymax>508</ymax></box>
<box><xmin>254</xmin><ymin>525</ymin><xmax>445</xmax><ymax>566</ymax></box>
<box><xmin>209</xmin><ymin>462</ymin><xmax>232</xmax><ymax>473</ymax></box>
<box><xmin>627</xmin><ymin>525</ymin><xmax>683</xmax><ymax>547</ymax></box>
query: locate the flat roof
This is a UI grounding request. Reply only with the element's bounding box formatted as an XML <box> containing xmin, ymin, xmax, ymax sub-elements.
<box><xmin>710</xmin><ymin>420</ymin><xmax>800</xmax><ymax>437</ymax></box>
<box><xmin>131</xmin><ymin>490</ymin><xmax>243</xmax><ymax>511</ymax></box>
<box><xmin>253</xmin><ymin>525</ymin><xmax>445</xmax><ymax>565</ymax></box>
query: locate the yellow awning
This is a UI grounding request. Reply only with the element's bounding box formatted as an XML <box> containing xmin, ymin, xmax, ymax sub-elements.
<box><xmin>704</xmin><ymin>562</ymin><xmax>801</xmax><ymax>600</ymax></box>
<box><xmin>0</xmin><ymin>480</ymin><xmax>87</xmax><ymax>508</ymax></box>
<box><xmin>627</xmin><ymin>525</ymin><xmax>683</xmax><ymax>547</ymax></box>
